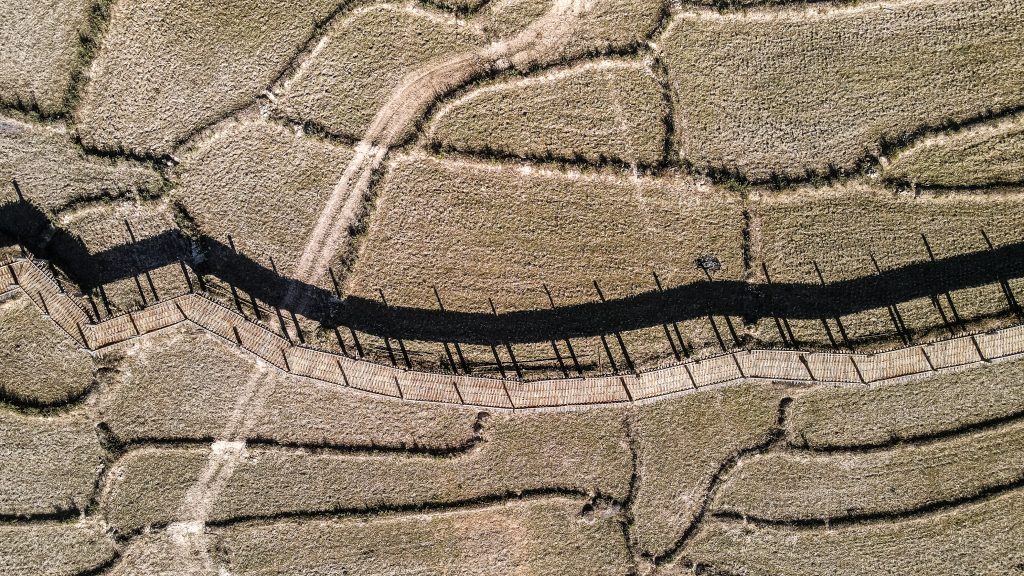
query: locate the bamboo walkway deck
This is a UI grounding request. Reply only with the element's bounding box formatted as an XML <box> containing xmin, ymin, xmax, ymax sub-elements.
<box><xmin>4</xmin><ymin>256</ymin><xmax>1022</xmax><ymax>411</ymax></box>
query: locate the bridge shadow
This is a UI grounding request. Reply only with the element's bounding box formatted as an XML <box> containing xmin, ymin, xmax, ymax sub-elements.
<box><xmin>2</xmin><ymin>196</ymin><xmax>1023</xmax><ymax>345</ymax></box>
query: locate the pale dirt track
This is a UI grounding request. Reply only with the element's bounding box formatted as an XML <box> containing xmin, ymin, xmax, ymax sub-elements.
<box><xmin>165</xmin><ymin>366</ymin><xmax>274</xmax><ymax>574</ymax></box>
<box><xmin>287</xmin><ymin>0</ymin><xmax>591</xmax><ymax>294</ymax></box>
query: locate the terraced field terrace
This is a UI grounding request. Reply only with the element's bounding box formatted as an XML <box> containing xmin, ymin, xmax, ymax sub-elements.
<box><xmin>2</xmin><ymin>0</ymin><xmax>1023</xmax><ymax>574</ymax></box>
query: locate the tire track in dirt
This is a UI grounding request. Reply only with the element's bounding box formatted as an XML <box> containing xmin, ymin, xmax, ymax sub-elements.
<box><xmin>285</xmin><ymin>0</ymin><xmax>595</xmax><ymax>297</ymax></box>
<box><xmin>162</xmin><ymin>365</ymin><xmax>274</xmax><ymax>575</ymax></box>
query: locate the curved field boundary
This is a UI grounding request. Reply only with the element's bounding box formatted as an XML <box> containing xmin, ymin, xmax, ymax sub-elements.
<box><xmin>4</xmin><ymin>255</ymin><xmax>1024</xmax><ymax>411</ymax></box>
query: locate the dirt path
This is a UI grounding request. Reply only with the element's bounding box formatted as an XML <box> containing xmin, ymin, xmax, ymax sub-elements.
<box><xmin>286</xmin><ymin>0</ymin><xmax>591</xmax><ymax>297</ymax></box>
<box><xmin>165</xmin><ymin>365</ymin><xmax>275</xmax><ymax>574</ymax></box>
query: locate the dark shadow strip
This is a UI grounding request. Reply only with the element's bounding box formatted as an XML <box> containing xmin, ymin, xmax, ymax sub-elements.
<box><xmin>3</xmin><ymin>198</ymin><xmax>1024</xmax><ymax>345</ymax></box>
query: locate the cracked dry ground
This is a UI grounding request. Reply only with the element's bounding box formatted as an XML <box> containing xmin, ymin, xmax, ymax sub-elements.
<box><xmin>3</xmin><ymin>0</ymin><xmax>1024</xmax><ymax>574</ymax></box>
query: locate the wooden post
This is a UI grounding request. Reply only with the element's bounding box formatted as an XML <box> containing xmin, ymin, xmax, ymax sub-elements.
<box><xmin>179</xmin><ymin>260</ymin><xmax>195</xmax><ymax>293</ymax></box>
<box><xmin>869</xmin><ymin>253</ymin><xmax>910</xmax><ymax>345</ymax></box>
<box><xmin>620</xmin><ymin>376</ymin><xmax>634</xmax><ymax>402</ymax></box>
<box><xmin>333</xmin><ymin>327</ymin><xmax>349</xmax><ymax>357</ymax></box>
<box><xmin>289</xmin><ymin>310</ymin><xmax>305</xmax><ymax>344</ymax></box>
<box><xmin>47</xmin><ymin>262</ymin><xmax>65</xmax><ymax>293</ymax></box>
<box><xmin>82</xmin><ymin>290</ymin><xmax>100</xmax><ymax>320</ymax></box>
<box><xmin>432</xmin><ymin>287</ymin><xmax>460</xmax><ymax>374</ymax></box>
<box><xmin>971</xmin><ymin>334</ymin><xmax>988</xmax><ymax>363</ymax></box>
<box><xmin>593</xmin><ymin>280</ymin><xmax>634</xmax><ymax>373</ymax></box>
<box><xmin>811</xmin><ymin>261</ymin><xmax>838</xmax><ymax>348</ymax></box>
<box><xmin>489</xmin><ymin>343</ymin><xmax>507</xmax><ymax>378</ymax></box>
<box><xmin>850</xmin><ymin>355</ymin><xmax>866</xmax><ymax>384</ymax></box>
<box><xmin>761</xmin><ymin>263</ymin><xmax>793</xmax><ymax>348</ymax></box>
<box><xmin>550</xmin><ymin>339</ymin><xmax>569</xmax><ymax>378</ymax></box>
<box><xmin>489</xmin><ymin>297</ymin><xmax>522</xmax><ymax>379</ymax></box>
<box><xmin>922</xmin><ymin>233</ymin><xmax>963</xmax><ymax>332</ymax></box>
<box><xmin>981</xmin><ymin>228</ymin><xmax>1022</xmax><ymax>318</ymax></box>
<box><xmin>920</xmin><ymin>346</ymin><xmax>936</xmax><ymax>371</ymax></box>
<box><xmin>379</xmin><ymin>289</ymin><xmax>411</xmax><ymax>369</ymax></box>
<box><xmin>811</xmin><ymin>261</ymin><xmax>848</xmax><ymax>350</ymax></box>
<box><xmin>543</xmin><ymin>284</ymin><xmax>582</xmax><ymax>375</ymax></box>
<box><xmin>799</xmin><ymin>354</ymin><xmax>815</xmax><ymax>381</ymax></box>
<box><xmin>336</xmin><ymin>359</ymin><xmax>350</xmax><ymax>386</ymax></box>
<box><xmin>652</xmin><ymin>271</ymin><xmax>684</xmax><ymax>360</ymax></box>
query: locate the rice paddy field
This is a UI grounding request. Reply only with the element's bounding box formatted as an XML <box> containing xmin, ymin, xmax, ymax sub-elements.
<box><xmin>2</xmin><ymin>0</ymin><xmax>1024</xmax><ymax>574</ymax></box>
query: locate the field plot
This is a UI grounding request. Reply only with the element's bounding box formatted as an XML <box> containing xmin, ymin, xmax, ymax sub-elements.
<box><xmin>0</xmin><ymin>411</ymin><xmax>103</xmax><ymax>517</ymax></box>
<box><xmin>663</xmin><ymin>0</ymin><xmax>1024</xmax><ymax>180</ymax></box>
<box><xmin>0</xmin><ymin>115</ymin><xmax>164</xmax><ymax>215</ymax></box>
<box><xmin>715</xmin><ymin>418</ymin><xmax>1024</xmax><ymax>522</ymax></box>
<box><xmin>682</xmin><ymin>487</ymin><xmax>1024</xmax><ymax>576</ymax></box>
<box><xmin>756</xmin><ymin>182</ymin><xmax>1024</xmax><ymax>348</ymax></box>
<box><xmin>347</xmin><ymin>153</ymin><xmax>744</xmax><ymax>367</ymax></box>
<box><xmin>75</xmin><ymin>0</ymin><xmax>341</xmax><ymax>156</ymax></box>
<box><xmin>51</xmin><ymin>199</ymin><xmax>187</xmax><ymax>312</ymax></box>
<box><xmin>0</xmin><ymin>0</ymin><xmax>92</xmax><ymax>115</ymax></box>
<box><xmin>787</xmin><ymin>358</ymin><xmax>1024</xmax><ymax>449</ymax></box>
<box><xmin>102</xmin><ymin>325</ymin><xmax>480</xmax><ymax>448</ymax></box>
<box><xmin>0</xmin><ymin>521</ymin><xmax>116</xmax><ymax>576</ymax></box>
<box><xmin>0</xmin><ymin>293</ymin><xmax>93</xmax><ymax>406</ymax></box>
<box><xmin>173</xmin><ymin>118</ymin><xmax>354</xmax><ymax>269</ymax></box>
<box><xmin>103</xmin><ymin>407</ymin><xmax>630</xmax><ymax>532</ymax></box>
<box><xmin>428</xmin><ymin>59</ymin><xmax>666</xmax><ymax>166</ymax></box>
<box><xmin>630</xmin><ymin>383</ymin><xmax>787</xmax><ymax>557</ymax></box>
<box><xmin>5</xmin><ymin>0</ymin><xmax>1024</xmax><ymax>572</ymax></box>
<box><xmin>886</xmin><ymin>113</ymin><xmax>1024</xmax><ymax>188</ymax></box>
<box><xmin>472</xmin><ymin>0</ymin><xmax>664</xmax><ymax>69</ymax></box>
<box><xmin>214</xmin><ymin>498</ymin><xmax>630</xmax><ymax>575</ymax></box>
<box><xmin>277</xmin><ymin>4</ymin><xmax>484</xmax><ymax>142</ymax></box>
<box><xmin>347</xmin><ymin>153</ymin><xmax>743</xmax><ymax>308</ymax></box>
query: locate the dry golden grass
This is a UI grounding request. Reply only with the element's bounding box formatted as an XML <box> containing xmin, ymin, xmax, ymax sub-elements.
<box><xmin>663</xmin><ymin>0</ymin><xmax>1024</xmax><ymax>180</ymax></box>
<box><xmin>102</xmin><ymin>532</ymin><xmax>190</xmax><ymax>576</ymax></box>
<box><xmin>278</xmin><ymin>5</ymin><xmax>483</xmax><ymax>141</ymax></box>
<box><xmin>52</xmin><ymin>198</ymin><xmax>186</xmax><ymax>310</ymax></box>
<box><xmin>684</xmin><ymin>487</ymin><xmax>1024</xmax><ymax>576</ymax></box>
<box><xmin>278</xmin><ymin>0</ymin><xmax>662</xmax><ymax>143</ymax></box>
<box><xmin>214</xmin><ymin>497</ymin><xmax>630</xmax><ymax>575</ymax></box>
<box><xmin>886</xmin><ymin>113</ymin><xmax>1024</xmax><ymax>188</ymax></box>
<box><xmin>172</xmin><ymin>118</ymin><xmax>353</xmax><ymax>267</ymax></box>
<box><xmin>755</xmin><ymin>182</ymin><xmax>1024</xmax><ymax>347</ymax></box>
<box><xmin>0</xmin><ymin>115</ymin><xmax>164</xmax><ymax>214</ymax></box>
<box><xmin>75</xmin><ymin>0</ymin><xmax>340</xmax><ymax>156</ymax></box>
<box><xmin>347</xmin><ymin>153</ymin><xmax>744</xmax><ymax>311</ymax></box>
<box><xmin>0</xmin><ymin>0</ymin><xmax>91</xmax><ymax>115</ymax></box>
<box><xmin>0</xmin><ymin>293</ymin><xmax>94</xmax><ymax>406</ymax></box>
<box><xmin>787</xmin><ymin>359</ymin><xmax>1024</xmax><ymax>449</ymax></box>
<box><xmin>104</xmin><ymin>407</ymin><xmax>630</xmax><ymax>532</ymax></box>
<box><xmin>428</xmin><ymin>59</ymin><xmax>665</xmax><ymax>166</ymax></box>
<box><xmin>103</xmin><ymin>325</ymin><xmax>480</xmax><ymax>448</ymax></box>
<box><xmin>715</xmin><ymin>418</ymin><xmax>1024</xmax><ymax>522</ymax></box>
<box><xmin>474</xmin><ymin>0</ymin><xmax>664</xmax><ymax>68</ymax></box>
<box><xmin>630</xmin><ymin>382</ymin><xmax>787</xmax><ymax>557</ymax></box>
<box><xmin>0</xmin><ymin>411</ymin><xmax>102</xmax><ymax>516</ymax></box>
<box><xmin>0</xmin><ymin>520</ymin><xmax>116</xmax><ymax>576</ymax></box>
<box><xmin>103</xmin><ymin>447</ymin><xmax>202</xmax><ymax>532</ymax></box>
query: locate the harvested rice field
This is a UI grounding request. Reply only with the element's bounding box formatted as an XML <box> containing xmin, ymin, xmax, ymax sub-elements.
<box><xmin>347</xmin><ymin>153</ymin><xmax>745</xmax><ymax>309</ymax></box>
<box><xmin>3</xmin><ymin>1</ymin><xmax>1024</xmax><ymax>574</ymax></box>
<box><xmin>0</xmin><ymin>0</ymin><xmax>94</xmax><ymax>116</ymax></box>
<box><xmin>427</xmin><ymin>59</ymin><xmax>667</xmax><ymax>166</ymax></box>
<box><xmin>885</xmin><ymin>113</ymin><xmax>1024</xmax><ymax>188</ymax></box>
